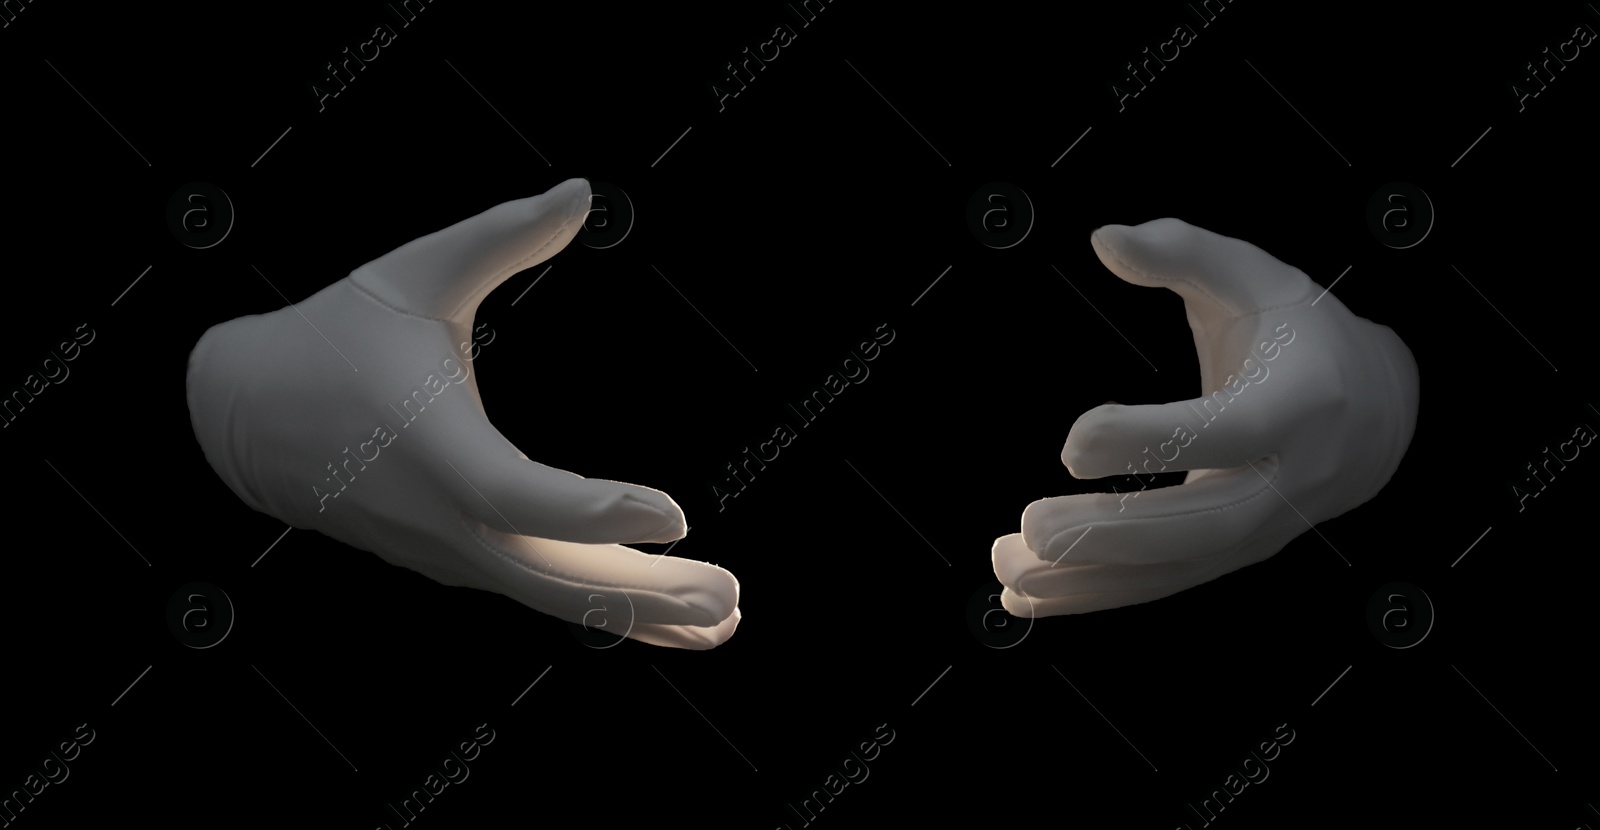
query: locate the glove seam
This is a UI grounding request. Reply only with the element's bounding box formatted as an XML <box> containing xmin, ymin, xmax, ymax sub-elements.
<box><xmin>345</xmin><ymin>275</ymin><xmax>453</xmax><ymax>322</ymax></box>
<box><xmin>1223</xmin><ymin>289</ymin><xmax>1317</xmax><ymax>321</ymax></box>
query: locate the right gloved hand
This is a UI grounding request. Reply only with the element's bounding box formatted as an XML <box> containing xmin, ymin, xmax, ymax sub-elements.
<box><xmin>186</xmin><ymin>178</ymin><xmax>741</xmax><ymax>649</ymax></box>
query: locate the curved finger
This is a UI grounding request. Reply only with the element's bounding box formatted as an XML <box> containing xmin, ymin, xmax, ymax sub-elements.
<box><xmin>456</xmin><ymin>523</ymin><xmax>739</xmax><ymax>631</ymax></box>
<box><xmin>350</xmin><ymin>178</ymin><xmax>591</xmax><ymax>322</ymax></box>
<box><xmin>622</xmin><ymin>607</ymin><xmax>742</xmax><ymax>650</ymax></box>
<box><xmin>1091</xmin><ymin>219</ymin><xmax>1315</xmax><ymax>316</ymax></box>
<box><xmin>433</xmin><ymin>416</ymin><xmax>687</xmax><ymax>545</ymax></box>
<box><xmin>1061</xmin><ymin>395</ymin><xmax>1282</xmax><ymax>479</ymax></box>
<box><xmin>1020</xmin><ymin>459</ymin><xmax>1282</xmax><ymax>566</ymax></box>
<box><xmin>992</xmin><ymin>532</ymin><xmax>1227</xmax><ymax>602</ymax></box>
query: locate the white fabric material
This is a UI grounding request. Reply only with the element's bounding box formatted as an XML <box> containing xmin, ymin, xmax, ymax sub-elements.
<box><xmin>993</xmin><ymin>218</ymin><xmax>1419</xmax><ymax>616</ymax></box>
<box><xmin>187</xmin><ymin>178</ymin><xmax>739</xmax><ymax>648</ymax></box>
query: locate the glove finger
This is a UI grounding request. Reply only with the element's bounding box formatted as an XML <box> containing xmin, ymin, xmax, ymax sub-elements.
<box><xmin>1060</xmin><ymin>392</ymin><xmax>1282</xmax><ymax>480</ymax></box>
<box><xmin>456</xmin><ymin>526</ymin><xmax>740</xmax><ymax>633</ymax></box>
<box><xmin>992</xmin><ymin>532</ymin><xmax>1227</xmax><ymax>600</ymax></box>
<box><xmin>999</xmin><ymin>585</ymin><xmax>1180</xmax><ymax>617</ymax></box>
<box><xmin>350</xmin><ymin>178</ymin><xmax>590</xmax><ymax>322</ymax></box>
<box><xmin>1090</xmin><ymin>219</ymin><xmax>1315</xmax><ymax>317</ymax></box>
<box><xmin>1020</xmin><ymin>457</ymin><xmax>1282</xmax><ymax>566</ymax></box>
<box><xmin>432</xmin><ymin>416</ymin><xmax>687</xmax><ymax>545</ymax></box>
<box><xmin>621</xmin><ymin>607</ymin><xmax>742</xmax><ymax>650</ymax></box>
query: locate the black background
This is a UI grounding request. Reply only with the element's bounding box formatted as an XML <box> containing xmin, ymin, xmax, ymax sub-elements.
<box><xmin>2</xmin><ymin>1</ymin><xmax>1597</xmax><ymax>828</ymax></box>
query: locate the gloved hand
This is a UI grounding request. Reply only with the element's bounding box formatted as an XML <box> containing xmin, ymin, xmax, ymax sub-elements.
<box><xmin>186</xmin><ymin>178</ymin><xmax>740</xmax><ymax>649</ymax></box>
<box><xmin>993</xmin><ymin>218</ymin><xmax>1418</xmax><ymax>617</ymax></box>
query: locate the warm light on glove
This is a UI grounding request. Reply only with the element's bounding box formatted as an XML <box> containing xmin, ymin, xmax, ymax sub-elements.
<box><xmin>187</xmin><ymin>178</ymin><xmax>740</xmax><ymax>648</ymax></box>
<box><xmin>994</xmin><ymin>218</ymin><xmax>1418</xmax><ymax>617</ymax></box>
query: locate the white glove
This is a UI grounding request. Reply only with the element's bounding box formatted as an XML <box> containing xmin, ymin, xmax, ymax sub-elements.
<box><xmin>993</xmin><ymin>218</ymin><xmax>1418</xmax><ymax>617</ymax></box>
<box><xmin>186</xmin><ymin>178</ymin><xmax>740</xmax><ymax>649</ymax></box>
